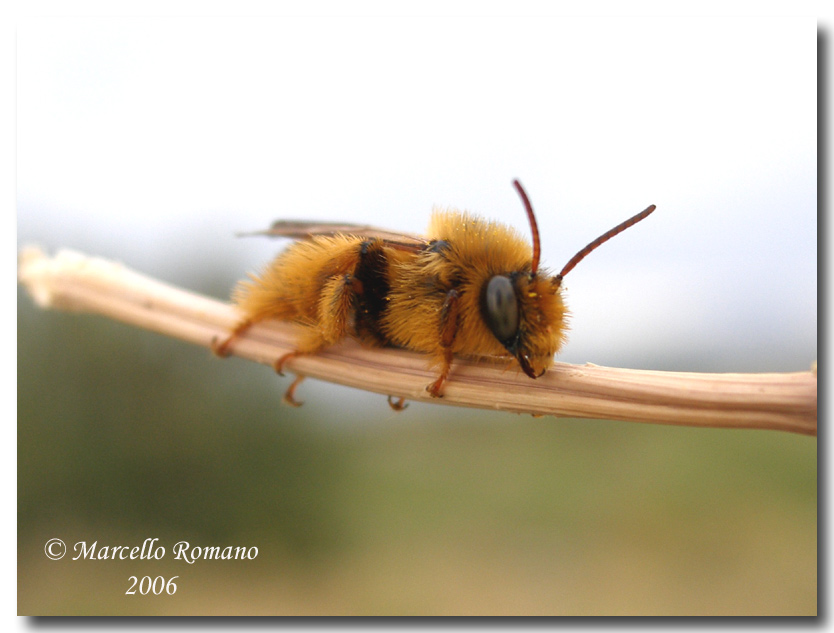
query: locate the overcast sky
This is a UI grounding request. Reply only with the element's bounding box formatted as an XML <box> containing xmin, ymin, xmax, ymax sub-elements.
<box><xmin>16</xmin><ymin>15</ymin><xmax>817</xmax><ymax>373</ymax></box>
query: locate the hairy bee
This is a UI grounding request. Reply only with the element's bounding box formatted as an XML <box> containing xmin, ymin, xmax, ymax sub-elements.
<box><xmin>215</xmin><ymin>181</ymin><xmax>655</xmax><ymax>407</ymax></box>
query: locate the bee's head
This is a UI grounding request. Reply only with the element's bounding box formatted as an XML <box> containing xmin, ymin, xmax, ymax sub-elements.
<box><xmin>482</xmin><ymin>271</ymin><xmax>566</xmax><ymax>379</ymax></box>
<box><xmin>480</xmin><ymin>181</ymin><xmax>566</xmax><ymax>378</ymax></box>
<box><xmin>488</xmin><ymin>179</ymin><xmax>656</xmax><ymax>379</ymax></box>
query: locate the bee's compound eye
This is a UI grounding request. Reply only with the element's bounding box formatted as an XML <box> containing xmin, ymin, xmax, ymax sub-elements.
<box><xmin>485</xmin><ymin>275</ymin><xmax>519</xmax><ymax>344</ymax></box>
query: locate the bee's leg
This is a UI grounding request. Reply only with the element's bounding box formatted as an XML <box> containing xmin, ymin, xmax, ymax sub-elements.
<box><xmin>282</xmin><ymin>374</ymin><xmax>306</xmax><ymax>407</ymax></box>
<box><xmin>427</xmin><ymin>360</ymin><xmax>452</xmax><ymax>398</ymax></box>
<box><xmin>212</xmin><ymin>318</ymin><xmax>254</xmax><ymax>357</ymax></box>
<box><xmin>427</xmin><ymin>289</ymin><xmax>460</xmax><ymax>398</ymax></box>
<box><xmin>318</xmin><ymin>272</ymin><xmax>363</xmax><ymax>345</ymax></box>
<box><xmin>387</xmin><ymin>396</ymin><xmax>408</xmax><ymax>411</ymax></box>
<box><xmin>274</xmin><ymin>270</ymin><xmax>362</xmax><ymax>375</ymax></box>
<box><xmin>273</xmin><ymin>330</ymin><xmax>327</xmax><ymax>375</ymax></box>
<box><xmin>274</xmin><ymin>351</ymin><xmax>302</xmax><ymax>376</ymax></box>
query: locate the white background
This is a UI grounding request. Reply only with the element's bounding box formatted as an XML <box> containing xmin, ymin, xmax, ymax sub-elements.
<box><xmin>16</xmin><ymin>13</ymin><xmax>817</xmax><ymax>376</ymax></box>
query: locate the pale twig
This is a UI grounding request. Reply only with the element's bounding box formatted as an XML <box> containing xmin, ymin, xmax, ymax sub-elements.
<box><xmin>18</xmin><ymin>248</ymin><xmax>817</xmax><ymax>436</ymax></box>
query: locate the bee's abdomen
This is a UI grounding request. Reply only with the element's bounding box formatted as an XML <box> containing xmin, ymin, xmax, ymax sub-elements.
<box><xmin>352</xmin><ymin>240</ymin><xmax>393</xmax><ymax>346</ymax></box>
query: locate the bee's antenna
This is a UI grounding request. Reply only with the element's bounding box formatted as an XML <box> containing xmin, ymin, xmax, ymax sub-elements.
<box><xmin>557</xmin><ymin>204</ymin><xmax>657</xmax><ymax>281</ymax></box>
<box><xmin>512</xmin><ymin>179</ymin><xmax>541</xmax><ymax>275</ymax></box>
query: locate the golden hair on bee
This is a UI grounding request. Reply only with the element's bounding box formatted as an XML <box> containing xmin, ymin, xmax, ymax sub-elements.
<box><xmin>214</xmin><ymin>181</ymin><xmax>656</xmax><ymax>407</ymax></box>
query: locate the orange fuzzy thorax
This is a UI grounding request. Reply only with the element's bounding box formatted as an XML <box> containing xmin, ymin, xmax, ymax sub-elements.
<box><xmin>380</xmin><ymin>210</ymin><xmax>568</xmax><ymax>373</ymax></box>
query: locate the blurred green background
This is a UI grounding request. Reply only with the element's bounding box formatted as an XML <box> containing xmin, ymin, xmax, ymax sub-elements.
<box><xmin>17</xmin><ymin>269</ymin><xmax>816</xmax><ymax>615</ymax></box>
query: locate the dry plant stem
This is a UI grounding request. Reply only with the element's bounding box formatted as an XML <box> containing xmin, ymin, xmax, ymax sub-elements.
<box><xmin>18</xmin><ymin>248</ymin><xmax>817</xmax><ymax>436</ymax></box>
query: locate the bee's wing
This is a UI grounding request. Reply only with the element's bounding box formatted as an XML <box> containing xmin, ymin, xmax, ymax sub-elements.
<box><xmin>240</xmin><ymin>220</ymin><xmax>430</xmax><ymax>251</ymax></box>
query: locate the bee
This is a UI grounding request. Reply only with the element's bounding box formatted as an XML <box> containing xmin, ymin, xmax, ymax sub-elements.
<box><xmin>214</xmin><ymin>180</ymin><xmax>655</xmax><ymax>408</ymax></box>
